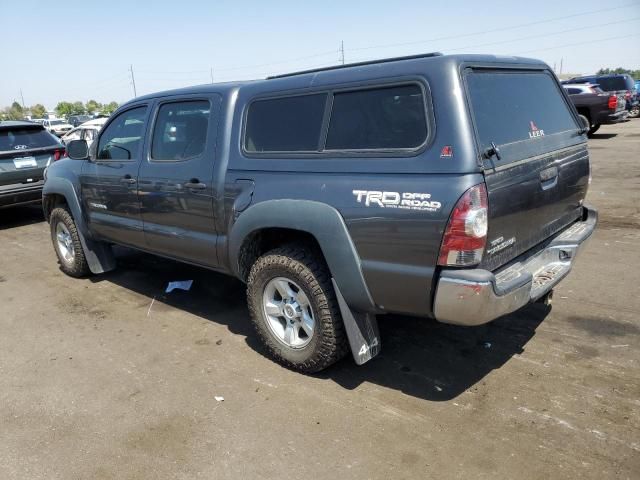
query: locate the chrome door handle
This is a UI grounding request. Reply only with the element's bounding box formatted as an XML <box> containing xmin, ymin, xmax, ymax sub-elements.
<box><xmin>184</xmin><ymin>181</ymin><xmax>206</xmax><ymax>190</ymax></box>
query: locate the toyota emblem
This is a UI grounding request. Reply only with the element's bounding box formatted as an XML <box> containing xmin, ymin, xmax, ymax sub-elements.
<box><xmin>14</xmin><ymin>145</ymin><xmax>28</xmax><ymax>150</ymax></box>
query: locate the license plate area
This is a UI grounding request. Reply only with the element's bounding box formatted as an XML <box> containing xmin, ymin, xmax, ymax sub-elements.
<box><xmin>13</xmin><ymin>156</ymin><xmax>38</xmax><ymax>169</ymax></box>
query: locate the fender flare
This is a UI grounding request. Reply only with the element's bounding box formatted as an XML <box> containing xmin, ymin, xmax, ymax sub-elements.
<box><xmin>43</xmin><ymin>177</ymin><xmax>115</xmax><ymax>274</ymax></box>
<box><xmin>228</xmin><ymin>199</ymin><xmax>376</xmax><ymax>313</ymax></box>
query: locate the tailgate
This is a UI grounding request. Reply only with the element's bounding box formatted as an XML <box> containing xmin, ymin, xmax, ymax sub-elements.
<box><xmin>465</xmin><ymin>68</ymin><xmax>590</xmax><ymax>271</ymax></box>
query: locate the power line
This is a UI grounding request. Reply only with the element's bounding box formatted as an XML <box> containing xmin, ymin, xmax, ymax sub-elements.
<box><xmin>444</xmin><ymin>17</ymin><xmax>640</xmax><ymax>53</ymax></box>
<box><xmin>513</xmin><ymin>33</ymin><xmax>640</xmax><ymax>55</ymax></box>
<box><xmin>346</xmin><ymin>2</ymin><xmax>638</xmax><ymax>53</ymax></box>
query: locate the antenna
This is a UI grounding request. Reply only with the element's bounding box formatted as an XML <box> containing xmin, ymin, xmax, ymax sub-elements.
<box><xmin>339</xmin><ymin>40</ymin><xmax>345</xmax><ymax>65</ymax></box>
<box><xmin>210</xmin><ymin>67</ymin><xmax>214</xmax><ymax>84</ymax></box>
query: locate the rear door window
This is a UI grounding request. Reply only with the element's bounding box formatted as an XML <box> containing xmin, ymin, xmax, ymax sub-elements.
<box><xmin>245</xmin><ymin>93</ymin><xmax>327</xmax><ymax>152</ymax></box>
<box><xmin>466</xmin><ymin>71</ymin><xmax>578</xmax><ymax>150</ymax></box>
<box><xmin>151</xmin><ymin>100</ymin><xmax>210</xmax><ymax>161</ymax></box>
<box><xmin>325</xmin><ymin>85</ymin><xmax>427</xmax><ymax>150</ymax></box>
<box><xmin>0</xmin><ymin>127</ymin><xmax>58</xmax><ymax>151</ymax></box>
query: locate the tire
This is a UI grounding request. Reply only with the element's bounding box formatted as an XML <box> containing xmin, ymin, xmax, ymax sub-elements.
<box><xmin>247</xmin><ymin>245</ymin><xmax>349</xmax><ymax>373</ymax></box>
<box><xmin>578</xmin><ymin>114</ymin><xmax>590</xmax><ymax>131</ymax></box>
<box><xmin>629</xmin><ymin>105</ymin><xmax>640</xmax><ymax>119</ymax></box>
<box><xmin>50</xmin><ymin>207</ymin><xmax>90</xmax><ymax>277</ymax></box>
<box><xmin>588</xmin><ymin>124</ymin><xmax>601</xmax><ymax>136</ymax></box>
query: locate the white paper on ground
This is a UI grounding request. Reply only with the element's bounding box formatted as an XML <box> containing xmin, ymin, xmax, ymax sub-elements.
<box><xmin>165</xmin><ymin>280</ymin><xmax>193</xmax><ymax>293</ymax></box>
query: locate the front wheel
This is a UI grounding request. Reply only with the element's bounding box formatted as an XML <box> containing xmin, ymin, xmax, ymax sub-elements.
<box><xmin>588</xmin><ymin>124</ymin><xmax>601</xmax><ymax>136</ymax></box>
<box><xmin>50</xmin><ymin>207</ymin><xmax>90</xmax><ymax>277</ymax></box>
<box><xmin>246</xmin><ymin>245</ymin><xmax>349</xmax><ymax>373</ymax></box>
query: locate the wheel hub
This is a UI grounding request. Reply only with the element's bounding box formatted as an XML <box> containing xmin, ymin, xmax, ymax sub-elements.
<box><xmin>262</xmin><ymin>277</ymin><xmax>315</xmax><ymax>349</ymax></box>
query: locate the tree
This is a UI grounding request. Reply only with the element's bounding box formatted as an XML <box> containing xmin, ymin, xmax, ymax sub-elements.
<box><xmin>55</xmin><ymin>101</ymin><xmax>75</xmax><ymax>117</ymax></box>
<box><xmin>72</xmin><ymin>101</ymin><xmax>86</xmax><ymax>115</ymax></box>
<box><xmin>596</xmin><ymin>67</ymin><xmax>640</xmax><ymax>79</ymax></box>
<box><xmin>85</xmin><ymin>99</ymin><xmax>102</xmax><ymax>114</ymax></box>
<box><xmin>102</xmin><ymin>101</ymin><xmax>119</xmax><ymax>114</ymax></box>
<box><xmin>1</xmin><ymin>102</ymin><xmax>25</xmax><ymax>120</ymax></box>
<box><xmin>30</xmin><ymin>104</ymin><xmax>46</xmax><ymax>118</ymax></box>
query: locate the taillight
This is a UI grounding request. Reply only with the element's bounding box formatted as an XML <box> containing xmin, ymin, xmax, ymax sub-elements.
<box><xmin>608</xmin><ymin>95</ymin><xmax>618</xmax><ymax>110</ymax></box>
<box><xmin>437</xmin><ymin>183</ymin><xmax>488</xmax><ymax>267</ymax></box>
<box><xmin>53</xmin><ymin>148</ymin><xmax>66</xmax><ymax>161</ymax></box>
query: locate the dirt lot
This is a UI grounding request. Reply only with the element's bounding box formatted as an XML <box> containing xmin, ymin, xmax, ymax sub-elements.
<box><xmin>1</xmin><ymin>121</ymin><xmax>638</xmax><ymax>480</ymax></box>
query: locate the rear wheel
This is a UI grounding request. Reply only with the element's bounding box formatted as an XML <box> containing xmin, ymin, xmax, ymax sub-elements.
<box><xmin>246</xmin><ymin>245</ymin><xmax>349</xmax><ymax>373</ymax></box>
<box><xmin>628</xmin><ymin>105</ymin><xmax>640</xmax><ymax>118</ymax></box>
<box><xmin>588</xmin><ymin>124</ymin><xmax>601</xmax><ymax>136</ymax></box>
<box><xmin>50</xmin><ymin>207</ymin><xmax>90</xmax><ymax>277</ymax></box>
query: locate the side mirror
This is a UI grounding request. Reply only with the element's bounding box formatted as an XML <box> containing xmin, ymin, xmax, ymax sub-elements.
<box><xmin>66</xmin><ymin>139</ymin><xmax>89</xmax><ymax>160</ymax></box>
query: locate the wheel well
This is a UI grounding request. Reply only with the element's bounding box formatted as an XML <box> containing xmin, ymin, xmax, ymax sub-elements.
<box><xmin>43</xmin><ymin>194</ymin><xmax>69</xmax><ymax>222</ymax></box>
<box><xmin>576</xmin><ymin>107</ymin><xmax>591</xmax><ymax>123</ymax></box>
<box><xmin>237</xmin><ymin>228</ymin><xmax>323</xmax><ymax>281</ymax></box>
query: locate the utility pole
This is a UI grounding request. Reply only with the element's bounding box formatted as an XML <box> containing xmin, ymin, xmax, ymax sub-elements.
<box><xmin>210</xmin><ymin>67</ymin><xmax>214</xmax><ymax>84</ymax></box>
<box><xmin>129</xmin><ymin>64</ymin><xmax>137</xmax><ymax>98</ymax></box>
<box><xmin>339</xmin><ymin>40</ymin><xmax>345</xmax><ymax>65</ymax></box>
<box><xmin>20</xmin><ymin>89</ymin><xmax>26</xmax><ymax>109</ymax></box>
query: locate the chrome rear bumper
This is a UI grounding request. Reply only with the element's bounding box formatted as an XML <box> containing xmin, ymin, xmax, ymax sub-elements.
<box><xmin>433</xmin><ymin>206</ymin><xmax>597</xmax><ymax>326</ymax></box>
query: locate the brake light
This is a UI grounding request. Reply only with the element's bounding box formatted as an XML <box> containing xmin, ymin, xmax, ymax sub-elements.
<box><xmin>438</xmin><ymin>183</ymin><xmax>488</xmax><ymax>267</ymax></box>
<box><xmin>608</xmin><ymin>95</ymin><xmax>618</xmax><ymax>110</ymax></box>
<box><xmin>53</xmin><ymin>148</ymin><xmax>66</xmax><ymax>161</ymax></box>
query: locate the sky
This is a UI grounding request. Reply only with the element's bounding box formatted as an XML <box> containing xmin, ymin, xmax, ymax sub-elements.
<box><xmin>1</xmin><ymin>0</ymin><xmax>639</xmax><ymax>109</ymax></box>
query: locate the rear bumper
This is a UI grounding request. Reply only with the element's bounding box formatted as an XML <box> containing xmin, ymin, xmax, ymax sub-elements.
<box><xmin>433</xmin><ymin>206</ymin><xmax>597</xmax><ymax>326</ymax></box>
<box><xmin>0</xmin><ymin>182</ymin><xmax>44</xmax><ymax>208</ymax></box>
<box><xmin>597</xmin><ymin>109</ymin><xmax>628</xmax><ymax>124</ymax></box>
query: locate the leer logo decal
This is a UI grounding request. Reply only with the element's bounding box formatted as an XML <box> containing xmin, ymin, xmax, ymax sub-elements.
<box><xmin>528</xmin><ymin>121</ymin><xmax>544</xmax><ymax>139</ymax></box>
<box><xmin>353</xmin><ymin>190</ymin><xmax>442</xmax><ymax>212</ymax></box>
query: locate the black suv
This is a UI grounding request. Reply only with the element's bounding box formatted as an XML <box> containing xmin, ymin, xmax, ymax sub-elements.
<box><xmin>43</xmin><ymin>53</ymin><xmax>596</xmax><ymax>372</ymax></box>
<box><xmin>0</xmin><ymin>121</ymin><xmax>65</xmax><ymax>208</ymax></box>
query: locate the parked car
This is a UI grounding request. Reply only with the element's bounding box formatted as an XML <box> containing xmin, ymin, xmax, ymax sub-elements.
<box><xmin>42</xmin><ymin>118</ymin><xmax>73</xmax><ymax>137</ymax></box>
<box><xmin>0</xmin><ymin>121</ymin><xmax>65</xmax><ymax>208</ymax></box>
<box><xmin>44</xmin><ymin>53</ymin><xmax>596</xmax><ymax>372</ymax></box>
<box><xmin>67</xmin><ymin>115</ymin><xmax>93</xmax><ymax>128</ymax></box>
<box><xmin>562</xmin><ymin>83</ymin><xmax>627</xmax><ymax>135</ymax></box>
<box><xmin>60</xmin><ymin>118</ymin><xmax>107</xmax><ymax>147</ymax></box>
<box><xmin>563</xmin><ymin>73</ymin><xmax>638</xmax><ymax>117</ymax></box>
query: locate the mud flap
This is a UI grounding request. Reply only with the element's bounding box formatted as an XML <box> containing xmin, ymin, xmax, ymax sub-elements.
<box><xmin>332</xmin><ymin>278</ymin><xmax>381</xmax><ymax>365</ymax></box>
<box><xmin>78</xmin><ymin>231</ymin><xmax>116</xmax><ymax>274</ymax></box>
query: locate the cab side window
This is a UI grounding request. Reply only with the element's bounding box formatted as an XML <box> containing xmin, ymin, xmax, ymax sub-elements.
<box><xmin>97</xmin><ymin>106</ymin><xmax>147</xmax><ymax>160</ymax></box>
<box><xmin>151</xmin><ymin>100</ymin><xmax>210</xmax><ymax>161</ymax></box>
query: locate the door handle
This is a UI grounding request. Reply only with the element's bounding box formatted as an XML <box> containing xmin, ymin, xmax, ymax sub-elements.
<box><xmin>120</xmin><ymin>175</ymin><xmax>137</xmax><ymax>184</ymax></box>
<box><xmin>184</xmin><ymin>179</ymin><xmax>206</xmax><ymax>190</ymax></box>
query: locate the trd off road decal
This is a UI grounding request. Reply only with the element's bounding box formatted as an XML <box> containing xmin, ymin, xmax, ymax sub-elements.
<box><xmin>353</xmin><ymin>190</ymin><xmax>442</xmax><ymax>212</ymax></box>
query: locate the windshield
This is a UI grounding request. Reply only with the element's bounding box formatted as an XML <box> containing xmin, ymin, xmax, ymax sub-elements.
<box><xmin>49</xmin><ymin>120</ymin><xmax>66</xmax><ymax>125</ymax></box>
<box><xmin>0</xmin><ymin>127</ymin><xmax>59</xmax><ymax>151</ymax></box>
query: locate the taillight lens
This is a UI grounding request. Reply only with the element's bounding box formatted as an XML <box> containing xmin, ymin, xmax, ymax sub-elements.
<box><xmin>608</xmin><ymin>95</ymin><xmax>618</xmax><ymax>110</ymax></box>
<box><xmin>53</xmin><ymin>148</ymin><xmax>66</xmax><ymax>161</ymax></box>
<box><xmin>438</xmin><ymin>183</ymin><xmax>488</xmax><ymax>267</ymax></box>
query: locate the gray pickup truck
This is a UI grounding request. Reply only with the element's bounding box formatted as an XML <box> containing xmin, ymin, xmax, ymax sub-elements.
<box><xmin>43</xmin><ymin>53</ymin><xmax>596</xmax><ymax>372</ymax></box>
<box><xmin>562</xmin><ymin>83</ymin><xmax>628</xmax><ymax>136</ymax></box>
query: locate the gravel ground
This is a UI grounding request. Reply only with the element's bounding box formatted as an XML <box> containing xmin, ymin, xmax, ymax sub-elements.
<box><xmin>0</xmin><ymin>120</ymin><xmax>638</xmax><ymax>480</ymax></box>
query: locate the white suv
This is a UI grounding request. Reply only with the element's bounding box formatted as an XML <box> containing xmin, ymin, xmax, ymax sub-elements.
<box><xmin>42</xmin><ymin>119</ymin><xmax>73</xmax><ymax>137</ymax></box>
